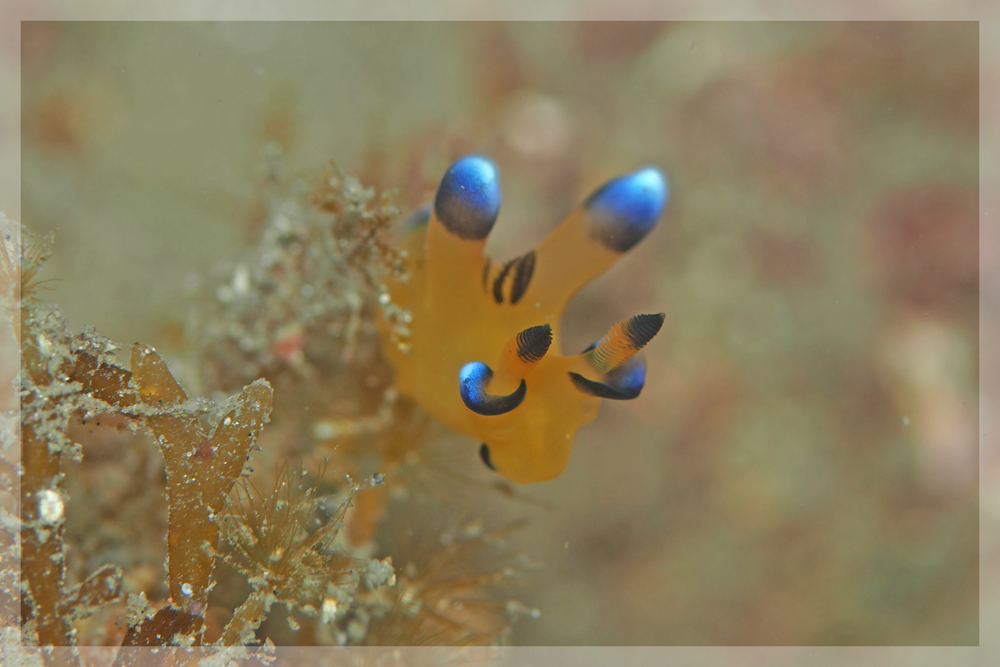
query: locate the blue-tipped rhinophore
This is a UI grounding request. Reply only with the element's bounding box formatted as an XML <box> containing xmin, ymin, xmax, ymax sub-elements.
<box><xmin>401</xmin><ymin>203</ymin><xmax>432</xmax><ymax>233</ymax></box>
<box><xmin>460</xmin><ymin>361</ymin><xmax>527</xmax><ymax>416</ymax></box>
<box><xmin>568</xmin><ymin>355</ymin><xmax>647</xmax><ymax>400</ymax></box>
<box><xmin>583</xmin><ymin>167</ymin><xmax>668</xmax><ymax>252</ymax></box>
<box><xmin>434</xmin><ymin>155</ymin><xmax>502</xmax><ymax>241</ymax></box>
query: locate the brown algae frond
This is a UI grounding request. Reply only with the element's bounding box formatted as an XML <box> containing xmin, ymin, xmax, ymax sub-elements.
<box><xmin>18</xmin><ymin>231</ymin><xmax>275</xmax><ymax>651</ymax></box>
<box><xmin>10</xmin><ymin>152</ymin><xmax>540</xmax><ymax>654</ymax></box>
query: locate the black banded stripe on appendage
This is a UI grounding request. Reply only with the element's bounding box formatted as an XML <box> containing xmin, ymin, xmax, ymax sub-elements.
<box><xmin>490</xmin><ymin>250</ymin><xmax>537</xmax><ymax>305</ymax></box>
<box><xmin>589</xmin><ymin>313</ymin><xmax>665</xmax><ymax>372</ymax></box>
<box><xmin>508</xmin><ymin>251</ymin><xmax>535</xmax><ymax>304</ymax></box>
<box><xmin>515</xmin><ymin>324</ymin><xmax>553</xmax><ymax>363</ymax></box>
<box><xmin>481</xmin><ymin>258</ymin><xmax>492</xmax><ymax>290</ymax></box>
<box><xmin>492</xmin><ymin>259</ymin><xmax>515</xmax><ymax>304</ymax></box>
<box><xmin>623</xmin><ymin>313</ymin><xmax>664</xmax><ymax>349</ymax></box>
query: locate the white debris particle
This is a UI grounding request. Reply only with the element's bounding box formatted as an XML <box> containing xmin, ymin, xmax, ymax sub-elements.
<box><xmin>346</xmin><ymin>618</ymin><xmax>366</xmax><ymax>643</ymax></box>
<box><xmin>321</xmin><ymin>598</ymin><xmax>338</xmax><ymax>624</ymax></box>
<box><xmin>506</xmin><ymin>600</ymin><xmax>541</xmax><ymax>619</ymax></box>
<box><xmin>461</xmin><ymin>520</ymin><xmax>484</xmax><ymax>540</ymax></box>
<box><xmin>38</xmin><ymin>489</ymin><xmax>64</xmax><ymax>525</ymax></box>
<box><xmin>180</xmin><ymin>582</ymin><xmax>193</xmax><ymax>596</ymax></box>
<box><xmin>313</xmin><ymin>421</ymin><xmax>340</xmax><ymax>440</ymax></box>
<box><xmin>223</xmin><ymin>416</ymin><xmax>232</xmax><ymax>426</ymax></box>
<box><xmin>232</xmin><ymin>264</ymin><xmax>251</xmax><ymax>295</ymax></box>
<box><xmin>37</xmin><ymin>334</ymin><xmax>53</xmax><ymax>356</ymax></box>
<box><xmin>364</xmin><ymin>557</ymin><xmax>396</xmax><ymax>588</ymax></box>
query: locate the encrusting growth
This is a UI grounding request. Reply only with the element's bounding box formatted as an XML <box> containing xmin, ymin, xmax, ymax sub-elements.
<box><xmin>219</xmin><ymin>462</ymin><xmax>391</xmax><ymax>646</ymax></box>
<box><xmin>6</xmin><ymin>152</ymin><xmax>541</xmax><ymax>656</ymax></box>
<box><xmin>364</xmin><ymin>517</ymin><xmax>539</xmax><ymax>646</ymax></box>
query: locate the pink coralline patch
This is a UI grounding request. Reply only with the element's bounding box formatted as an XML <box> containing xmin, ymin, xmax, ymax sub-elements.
<box><xmin>876</xmin><ymin>315</ymin><xmax>978</xmax><ymax>497</ymax></box>
<box><xmin>678</xmin><ymin>67</ymin><xmax>847</xmax><ymax>198</ymax></box>
<box><xmin>864</xmin><ymin>182</ymin><xmax>978</xmax><ymax>316</ymax></box>
<box><xmin>571</xmin><ymin>21</ymin><xmax>669</xmax><ymax>64</ymax></box>
<box><xmin>660</xmin><ymin>364</ymin><xmax>742</xmax><ymax>513</ymax></box>
<box><xmin>469</xmin><ymin>23</ymin><xmax>531</xmax><ymax>115</ymax></box>
<box><xmin>24</xmin><ymin>92</ymin><xmax>89</xmax><ymax>158</ymax></box>
<box><xmin>802</xmin><ymin>23</ymin><xmax>909</xmax><ymax>106</ymax></box>
<box><xmin>744</xmin><ymin>226</ymin><xmax>818</xmax><ymax>289</ymax></box>
<box><xmin>271</xmin><ymin>326</ymin><xmax>305</xmax><ymax>365</ymax></box>
<box><xmin>6</xmin><ymin>6</ymin><xmax>58</xmax><ymax>65</ymax></box>
<box><xmin>805</xmin><ymin>23</ymin><xmax>977</xmax><ymax>134</ymax></box>
<box><xmin>500</xmin><ymin>93</ymin><xmax>574</xmax><ymax>163</ymax></box>
<box><xmin>194</xmin><ymin>440</ymin><xmax>214</xmax><ymax>459</ymax></box>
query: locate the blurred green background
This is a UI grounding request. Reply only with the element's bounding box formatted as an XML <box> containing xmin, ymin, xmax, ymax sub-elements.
<box><xmin>21</xmin><ymin>22</ymin><xmax>978</xmax><ymax>645</ymax></box>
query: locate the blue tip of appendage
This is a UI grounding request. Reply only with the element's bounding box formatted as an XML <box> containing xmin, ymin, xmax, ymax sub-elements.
<box><xmin>401</xmin><ymin>203</ymin><xmax>431</xmax><ymax>234</ymax></box>
<box><xmin>568</xmin><ymin>355</ymin><xmax>647</xmax><ymax>400</ymax></box>
<box><xmin>434</xmin><ymin>155</ymin><xmax>502</xmax><ymax>241</ymax></box>
<box><xmin>460</xmin><ymin>361</ymin><xmax>527</xmax><ymax>416</ymax></box>
<box><xmin>583</xmin><ymin>166</ymin><xmax>668</xmax><ymax>252</ymax></box>
<box><xmin>460</xmin><ymin>362</ymin><xmax>493</xmax><ymax>406</ymax></box>
<box><xmin>607</xmin><ymin>355</ymin><xmax>647</xmax><ymax>398</ymax></box>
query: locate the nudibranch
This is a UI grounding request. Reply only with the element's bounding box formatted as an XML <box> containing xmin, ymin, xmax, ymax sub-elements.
<box><xmin>378</xmin><ymin>155</ymin><xmax>668</xmax><ymax>484</ymax></box>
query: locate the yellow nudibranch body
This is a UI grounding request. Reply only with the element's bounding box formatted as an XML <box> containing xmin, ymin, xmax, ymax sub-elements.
<box><xmin>379</xmin><ymin>156</ymin><xmax>668</xmax><ymax>484</ymax></box>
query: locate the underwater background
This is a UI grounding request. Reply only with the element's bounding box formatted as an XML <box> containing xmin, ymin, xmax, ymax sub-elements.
<box><xmin>17</xmin><ymin>22</ymin><xmax>979</xmax><ymax>646</ymax></box>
